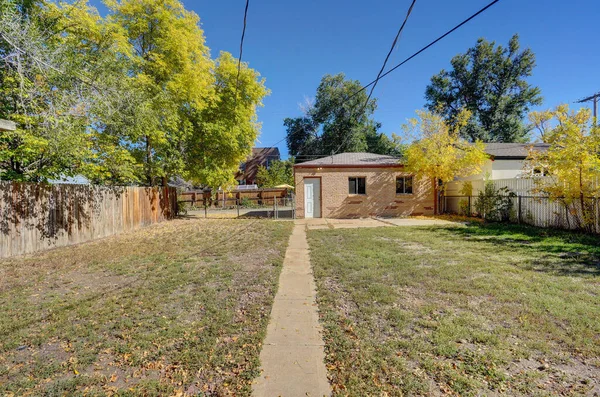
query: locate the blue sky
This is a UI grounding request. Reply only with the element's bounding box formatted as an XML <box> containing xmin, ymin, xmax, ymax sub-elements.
<box><xmin>92</xmin><ymin>0</ymin><xmax>600</xmax><ymax>158</ymax></box>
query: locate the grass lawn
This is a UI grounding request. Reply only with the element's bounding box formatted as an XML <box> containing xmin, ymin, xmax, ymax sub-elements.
<box><xmin>0</xmin><ymin>218</ymin><xmax>293</xmax><ymax>396</ymax></box>
<box><xmin>308</xmin><ymin>223</ymin><xmax>600</xmax><ymax>396</ymax></box>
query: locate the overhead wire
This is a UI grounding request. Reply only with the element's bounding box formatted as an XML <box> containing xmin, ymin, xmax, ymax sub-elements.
<box><xmin>234</xmin><ymin>0</ymin><xmax>250</xmax><ymax>99</ymax></box>
<box><xmin>265</xmin><ymin>0</ymin><xmax>501</xmax><ymax>159</ymax></box>
<box><xmin>333</xmin><ymin>0</ymin><xmax>418</xmax><ymax>155</ymax></box>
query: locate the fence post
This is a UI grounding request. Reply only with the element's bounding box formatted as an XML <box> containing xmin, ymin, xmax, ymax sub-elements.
<box><xmin>468</xmin><ymin>196</ymin><xmax>471</xmax><ymax>216</ymax></box>
<box><xmin>204</xmin><ymin>198</ymin><xmax>207</xmax><ymax>219</ymax></box>
<box><xmin>237</xmin><ymin>198</ymin><xmax>240</xmax><ymax>218</ymax></box>
<box><xmin>518</xmin><ymin>195</ymin><xmax>522</xmax><ymax>224</ymax></box>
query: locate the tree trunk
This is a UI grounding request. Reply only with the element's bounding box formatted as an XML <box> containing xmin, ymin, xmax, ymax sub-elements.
<box><xmin>145</xmin><ymin>135</ymin><xmax>153</xmax><ymax>186</ymax></box>
<box><xmin>579</xmin><ymin>165</ymin><xmax>587</xmax><ymax>231</ymax></box>
<box><xmin>433</xmin><ymin>178</ymin><xmax>439</xmax><ymax>215</ymax></box>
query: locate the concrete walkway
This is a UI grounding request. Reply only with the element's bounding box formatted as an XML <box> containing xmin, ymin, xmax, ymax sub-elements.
<box><xmin>253</xmin><ymin>216</ymin><xmax>459</xmax><ymax>396</ymax></box>
<box><xmin>252</xmin><ymin>224</ymin><xmax>331</xmax><ymax>397</ymax></box>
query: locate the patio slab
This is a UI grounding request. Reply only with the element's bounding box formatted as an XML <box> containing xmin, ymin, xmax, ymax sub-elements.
<box><xmin>375</xmin><ymin>217</ymin><xmax>461</xmax><ymax>226</ymax></box>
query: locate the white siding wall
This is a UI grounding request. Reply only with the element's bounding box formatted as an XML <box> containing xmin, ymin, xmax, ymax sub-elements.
<box><xmin>446</xmin><ymin>159</ymin><xmax>529</xmax><ymax>196</ymax></box>
<box><xmin>490</xmin><ymin>159</ymin><xmax>527</xmax><ymax>179</ymax></box>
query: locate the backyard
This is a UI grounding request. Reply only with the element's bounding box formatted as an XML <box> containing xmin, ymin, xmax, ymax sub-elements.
<box><xmin>0</xmin><ymin>219</ymin><xmax>293</xmax><ymax>396</ymax></box>
<box><xmin>308</xmin><ymin>222</ymin><xmax>600</xmax><ymax>396</ymax></box>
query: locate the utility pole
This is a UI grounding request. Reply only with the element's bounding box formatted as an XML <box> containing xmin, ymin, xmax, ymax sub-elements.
<box><xmin>576</xmin><ymin>91</ymin><xmax>600</xmax><ymax>123</ymax></box>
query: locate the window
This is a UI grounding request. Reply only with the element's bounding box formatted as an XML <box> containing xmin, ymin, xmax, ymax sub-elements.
<box><xmin>532</xmin><ymin>167</ymin><xmax>549</xmax><ymax>177</ymax></box>
<box><xmin>348</xmin><ymin>177</ymin><xmax>366</xmax><ymax>195</ymax></box>
<box><xmin>396</xmin><ymin>176</ymin><xmax>413</xmax><ymax>194</ymax></box>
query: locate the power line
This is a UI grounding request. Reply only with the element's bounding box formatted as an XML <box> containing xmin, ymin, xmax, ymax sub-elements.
<box><xmin>335</xmin><ymin>0</ymin><xmax>417</xmax><ymax>154</ymax></box>
<box><xmin>234</xmin><ymin>0</ymin><xmax>250</xmax><ymax>98</ymax></box>
<box><xmin>363</xmin><ymin>0</ymin><xmax>417</xmax><ymax>111</ymax></box>
<box><xmin>267</xmin><ymin>0</ymin><xmax>501</xmax><ymax>155</ymax></box>
<box><xmin>347</xmin><ymin>0</ymin><xmax>500</xmax><ymax>102</ymax></box>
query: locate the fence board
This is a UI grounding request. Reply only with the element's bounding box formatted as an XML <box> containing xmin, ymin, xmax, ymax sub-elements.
<box><xmin>0</xmin><ymin>182</ymin><xmax>177</xmax><ymax>258</ymax></box>
<box><xmin>444</xmin><ymin>194</ymin><xmax>599</xmax><ymax>234</ymax></box>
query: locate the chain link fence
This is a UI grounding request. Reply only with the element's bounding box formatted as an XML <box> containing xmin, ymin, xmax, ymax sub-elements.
<box><xmin>443</xmin><ymin>195</ymin><xmax>600</xmax><ymax>233</ymax></box>
<box><xmin>178</xmin><ymin>194</ymin><xmax>296</xmax><ymax>219</ymax></box>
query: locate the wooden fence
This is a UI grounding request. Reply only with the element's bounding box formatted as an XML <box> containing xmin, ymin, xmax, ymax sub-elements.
<box><xmin>178</xmin><ymin>188</ymin><xmax>290</xmax><ymax>208</ymax></box>
<box><xmin>0</xmin><ymin>182</ymin><xmax>177</xmax><ymax>258</ymax></box>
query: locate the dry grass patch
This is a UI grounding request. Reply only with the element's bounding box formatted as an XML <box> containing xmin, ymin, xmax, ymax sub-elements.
<box><xmin>309</xmin><ymin>223</ymin><xmax>600</xmax><ymax>396</ymax></box>
<box><xmin>0</xmin><ymin>218</ymin><xmax>293</xmax><ymax>396</ymax></box>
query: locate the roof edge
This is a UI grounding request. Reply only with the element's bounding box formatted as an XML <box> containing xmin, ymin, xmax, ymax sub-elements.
<box><xmin>294</xmin><ymin>163</ymin><xmax>405</xmax><ymax>169</ymax></box>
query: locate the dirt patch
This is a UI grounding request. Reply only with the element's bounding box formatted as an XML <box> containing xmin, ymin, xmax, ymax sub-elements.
<box><xmin>507</xmin><ymin>356</ymin><xmax>600</xmax><ymax>395</ymax></box>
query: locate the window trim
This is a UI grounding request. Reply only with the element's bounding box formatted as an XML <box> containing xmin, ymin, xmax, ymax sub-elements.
<box><xmin>348</xmin><ymin>176</ymin><xmax>367</xmax><ymax>195</ymax></box>
<box><xmin>396</xmin><ymin>175</ymin><xmax>414</xmax><ymax>195</ymax></box>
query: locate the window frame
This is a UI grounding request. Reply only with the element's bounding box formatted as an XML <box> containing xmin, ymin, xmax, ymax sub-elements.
<box><xmin>396</xmin><ymin>175</ymin><xmax>414</xmax><ymax>195</ymax></box>
<box><xmin>348</xmin><ymin>176</ymin><xmax>367</xmax><ymax>195</ymax></box>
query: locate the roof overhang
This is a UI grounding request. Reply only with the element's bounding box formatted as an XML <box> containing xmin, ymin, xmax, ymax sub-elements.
<box><xmin>489</xmin><ymin>156</ymin><xmax>528</xmax><ymax>161</ymax></box>
<box><xmin>294</xmin><ymin>163</ymin><xmax>405</xmax><ymax>169</ymax></box>
<box><xmin>0</xmin><ymin>119</ymin><xmax>16</xmax><ymax>131</ymax></box>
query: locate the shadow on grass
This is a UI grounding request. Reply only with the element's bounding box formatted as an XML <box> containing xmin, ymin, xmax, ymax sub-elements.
<box><xmin>440</xmin><ymin>222</ymin><xmax>600</xmax><ymax>277</ymax></box>
<box><xmin>237</xmin><ymin>209</ymin><xmax>293</xmax><ymax>219</ymax></box>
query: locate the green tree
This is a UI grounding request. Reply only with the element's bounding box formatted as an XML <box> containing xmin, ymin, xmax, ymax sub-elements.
<box><xmin>425</xmin><ymin>34</ymin><xmax>542</xmax><ymax>143</ymax></box>
<box><xmin>105</xmin><ymin>0</ymin><xmax>215</xmax><ymax>186</ymax></box>
<box><xmin>0</xmin><ymin>1</ymin><xmax>100</xmax><ymax>181</ymax></box>
<box><xmin>256</xmin><ymin>159</ymin><xmax>293</xmax><ymax>188</ymax></box>
<box><xmin>181</xmin><ymin>52</ymin><xmax>269</xmax><ymax>188</ymax></box>
<box><xmin>0</xmin><ymin>0</ymin><xmax>268</xmax><ymax>187</ymax></box>
<box><xmin>285</xmin><ymin>73</ymin><xmax>398</xmax><ymax>161</ymax></box>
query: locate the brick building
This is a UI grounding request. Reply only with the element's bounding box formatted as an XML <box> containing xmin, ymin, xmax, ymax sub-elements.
<box><xmin>236</xmin><ymin>147</ymin><xmax>281</xmax><ymax>185</ymax></box>
<box><xmin>294</xmin><ymin>153</ymin><xmax>434</xmax><ymax>219</ymax></box>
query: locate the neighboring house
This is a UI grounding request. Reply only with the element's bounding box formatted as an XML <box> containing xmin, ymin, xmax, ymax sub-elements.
<box><xmin>48</xmin><ymin>175</ymin><xmax>90</xmax><ymax>185</ymax></box>
<box><xmin>446</xmin><ymin>142</ymin><xmax>550</xmax><ymax>196</ymax></box>
<box><xmin>0</xmin><ymin>119</ymin><xmax>16</xmax><ymax>132</ymax></box>
<box><xmin>470</xmin><ymin>143</ymin><xmax>550</xmax><ymax>180</ymax></box>
<box><xmin>236</xmin><ymin>147</ymin><xmax>280</xmax><ymax>185</ymax></box>
<box><xmin>294</xmin><ymin>152</ymin><xmax>434</xmax><ymax>219</ymax></box>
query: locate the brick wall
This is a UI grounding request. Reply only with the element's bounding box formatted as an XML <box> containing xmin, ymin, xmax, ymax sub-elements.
<box><xmin>294</xmin><ymin>166</ymin><xmax>434</xmax><ymax>218</ymax></box>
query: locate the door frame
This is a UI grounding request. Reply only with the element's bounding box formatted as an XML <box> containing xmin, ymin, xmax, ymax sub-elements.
<box><xmin>303</xmin><ymin>176</ymin><xmax>322</xmax><ymax>218</ymax></box>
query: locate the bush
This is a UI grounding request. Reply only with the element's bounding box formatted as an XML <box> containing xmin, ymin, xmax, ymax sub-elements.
<box><xmin>239</xmin><ymin>197</ymin><xmax>258</xmax><ymax>208</ymax></box>
<box><xmin>459</xmin><ymin>199</ymin><xmax>471</xmax><ymax>216</ymax></box>
<box><xmin>474</xmin><ymin>182</ymin><xmax>516</xmax><ymax>222</ymax></box>
<box><xmin>177</xmin><ymin>201</ymin><xmax>189</xmax><ymax>216</ymax></box>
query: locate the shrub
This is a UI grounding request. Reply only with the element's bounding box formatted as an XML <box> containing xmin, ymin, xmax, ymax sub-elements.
<box><xmin>474</xmin><ymin>181</ymin><xmax>516</xmax><ymax>222</ymax></box>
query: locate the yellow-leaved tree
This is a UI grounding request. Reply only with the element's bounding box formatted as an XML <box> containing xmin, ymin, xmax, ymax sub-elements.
<box><xmin>402</xmin><ymin>110</ymin><xmax>488</xmax><ymax>214</ymax></box>
<box><xmin>39</xmin><ymin>0</ymin><xmax>268</xmax><ymax>188</ymax></box>
<box><xmin>526</xmin><ymin>104</ymin><xmax>600</xmax><ymax>231</ymax></box>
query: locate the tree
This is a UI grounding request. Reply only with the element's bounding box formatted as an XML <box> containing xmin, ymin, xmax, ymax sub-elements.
<box><xmin>285</xmin><ymin>73</ymin><xmax>399</xmax><ymax>161</ymax></box>
<box><xmin>0</xmin><ymin>0</ymin><xmax>268</xmax><ymax>187</ymax></box>
<box><xmin>256</xmin><ymin>159</ymin><xmax>293</xmax><ymax>188</ymax></box>
<box><xmin>525</xmin><ymin>105</ymin><xmax>600</xmax><ymax>232</ymax></box>
<box><xmin>0</xmin><ymin>1</ymin><xmax>101</xmax><ymax>181</ymax></box>
<box><xmin>403</xmin><ymin>110</ymin><xmax>488</xmax><ymax>214</ymax></box>
<box><xmin>180</xmin><ymin>52</ymin><xmax>269</xmax><ymax>188</ymax></box>
<box><xmin>425</xmin><ymin>34</ymin><xmax>542</xmax><ymax>143</ymax></box>
<box><xmin>105</xmin><ymin>0</ymin><xmax>215</xmax><ymax>186</ymax></box>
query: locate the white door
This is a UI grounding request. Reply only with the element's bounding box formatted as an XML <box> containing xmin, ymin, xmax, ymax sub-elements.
<box><xmin>304</xmin><ymin>178</ymin><xmax>321</xmax><ymax>218</ymax></box>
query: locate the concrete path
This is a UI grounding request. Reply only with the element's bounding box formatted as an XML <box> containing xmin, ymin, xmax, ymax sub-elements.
<box><xmin>252</xmin><ymin>224</ymin><xmax>331</xmax><ymax>397</ymax></box>
<box><xmin>253</xmin><ymin>216</ymin><xmax>459</xmax><ymax>395</ymax></box>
